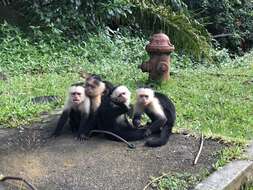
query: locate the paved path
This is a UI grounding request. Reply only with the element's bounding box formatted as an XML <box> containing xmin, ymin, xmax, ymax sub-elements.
<box><xmin>0</xmin><ymin>116</ymin><xmax>225</xmax><ymax>190</ymax></box>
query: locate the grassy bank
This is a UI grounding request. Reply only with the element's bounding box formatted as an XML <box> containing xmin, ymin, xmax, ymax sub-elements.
<box><xmin>1</xmin><ymin>59</ymin><xmax>252</xmax><ymax>143</ymax></box>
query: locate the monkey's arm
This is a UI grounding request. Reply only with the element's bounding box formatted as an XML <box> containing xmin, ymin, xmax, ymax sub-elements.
<box><xmin>52</xmin><ymin>110</ymin><xmax>69</xmax><ymax>137</ymax></box>
<box><xmin>78</xmin><ymin>113</ymin><xmax>97</xmax><ymax>140</ymax></box>
<box><xmin>109</xmin><ymin>101</ymin><xmax>130</xmax><ymax>117</ymax></box>
<box><xmin>79</xmin><ymin>113</ymin><xmax>89</xmax><ymax>130</ymax></box>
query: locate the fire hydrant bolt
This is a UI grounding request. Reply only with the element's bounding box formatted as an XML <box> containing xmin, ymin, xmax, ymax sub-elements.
<box><xmin>157</xmin><ymin>62</ymin><xmax>168</xmax><ymax>74</ymax></box>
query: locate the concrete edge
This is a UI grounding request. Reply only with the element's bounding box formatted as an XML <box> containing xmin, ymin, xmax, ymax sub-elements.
<box><xmin>193</xmin><ymin>141</ymin><xmax>253</xmax><ymax>190</ymax></box>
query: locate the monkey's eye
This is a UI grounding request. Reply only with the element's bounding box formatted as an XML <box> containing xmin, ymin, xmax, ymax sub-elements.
<box><xmin>140</xmin><ymin>95</ymin><xmax>148</xmax><ymax>98</ymax></box>
<box><xmin>85</xmin><ymin>83</ymin><xmax>95</xmax><ymax>89</ymax></box>
<box><xmin>71</xmin><ymin>92</ymin><xmax>81</xmax><ymax>96</ymax></box>
<box><xmin>118</xmin><ymin>92</ymin><xmax>126</xmax><ymax>97</ymax></box>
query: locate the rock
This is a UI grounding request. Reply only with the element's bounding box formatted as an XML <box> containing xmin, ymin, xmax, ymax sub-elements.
<box><xmin>0</xmin><ymin>72</ymin><xmax>7</xmax><ymax>81</ymax></box>
<box><xmin>31</xmin><ymin>96</ymin><xmax>60</xmax><ymax>104</ymax></box>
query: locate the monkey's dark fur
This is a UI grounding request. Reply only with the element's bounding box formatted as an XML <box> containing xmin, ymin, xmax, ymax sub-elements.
<box><xmin>77</xmin><ymin>75</ymin><xmax>113</xmax><ymax>139</ymax></box>
<box><xmin>133</xmin><ymin>89</ymin><xmax>176</xmax><ymax>147</ymax></box>
<box><xmin>52</xmin><ymin>84</ymin><xmax>90</xmax><ymax>137</ymax></box>
<box><xmin>97</xmin><ymin>88</ymin><xmax>146</xmax><ymax>141</ymax></box>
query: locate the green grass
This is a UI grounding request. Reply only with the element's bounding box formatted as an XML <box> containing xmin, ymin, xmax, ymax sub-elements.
<box><xmin>0</xmin><ymin>73</ymin><xmax>78</xmax><ymax>127</ymax></box>
<box><xmin>145</xmin><ymin>170</ymin><xmax>210</xmax><ymax>190</ymax></box>
<box><xmin>163</xmin><ymin>67</ymin><xmax>253</xmax><ymax>142</ymax></box>
<box><xmin>1</xmin><ymin>59</ymin><xmax>252</xmax><ymax>143</ymax></box>
<box><xmin>241</xmin><ymin>181</ymin><xmax>253</xmax><ymax>190</ymax></box>
<box><xmin>212</xmin><ymin>145</ymin><xmax>245</xmax><ymax>170</ymax></box>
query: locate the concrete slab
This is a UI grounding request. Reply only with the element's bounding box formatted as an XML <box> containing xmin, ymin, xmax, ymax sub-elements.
<box><xmin>194</xmin><ymin>160</ymin><xmax>253</xmax><ymax>190</ymax></box>
<box><xmin>194</xmin><ymin>141</ymin><xmax>253</xmax><ymax>190</ymax></box>
<box><xmin>0</xmin><ymin>184</ymin><xmax>4</xmax><ymax>190</ymax></box>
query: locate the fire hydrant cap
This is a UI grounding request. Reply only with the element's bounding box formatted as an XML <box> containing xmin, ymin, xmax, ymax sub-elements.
<box><xmin>146</xmin><ymin>33</ymin><xmax>175</xmax><ymax>53</ymax></box>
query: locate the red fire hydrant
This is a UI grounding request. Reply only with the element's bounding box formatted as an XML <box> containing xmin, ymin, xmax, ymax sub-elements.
<box><xmin>139</xmin><ymin>33</ymin><xmax>175</xmax><ymax>81</ymax></box>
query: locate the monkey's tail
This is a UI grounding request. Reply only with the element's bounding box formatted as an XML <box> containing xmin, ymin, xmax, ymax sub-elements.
<box><xmin>89</xmin><ymin>130</ymin><xmax>136</xmax><ymax>149</ymax></box>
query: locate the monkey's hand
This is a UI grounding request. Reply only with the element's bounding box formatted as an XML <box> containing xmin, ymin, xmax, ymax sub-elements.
<box><xmin>78</xmin><ymin>134</ymin><xmax>89</xmax><ymax>141</ymax></box>
<box><xmin>144</xmin><ymin>129</ymin><xmax>152</xmax><ymax>137</ymax></box>
<box><xmin>50</xmin><ymin>132</ymin><xmax>61</xmax><ymax>138</ymax></box>
<box><xmin>113</xmin><ymin>99</ymin><xmax>127</xmax><ymax>106</ymax></box>
<box><xmin>133</xmin><ymin>119</ymin><xmax>142</xmax><ymax>128</ymax></box>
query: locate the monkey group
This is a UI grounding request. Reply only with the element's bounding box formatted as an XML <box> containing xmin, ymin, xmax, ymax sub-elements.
<box><xmin>52</xmin><ymin>74</ymin><xmax>176</xmax><ymax>147</ymax></box>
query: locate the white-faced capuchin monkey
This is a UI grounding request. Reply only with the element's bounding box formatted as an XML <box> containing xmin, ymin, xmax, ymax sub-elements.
<box><xmin>52</xmin><ymin>84</ymin><xmax>90</xmax><ymax>137</ymax></box>
<box><xmin>78</xmin><ymin>74</ymin><xmax>113</xmax><ymax>140</ymax></box>
<box><xmin>97</xmin><ymin>85</ymin><xmax>146</xmax><ymax>141</ymax></box>
<box><xmin>133</xmin><ymin>88</ymin><xmax>176</xmax><ymax>147</ymax></box>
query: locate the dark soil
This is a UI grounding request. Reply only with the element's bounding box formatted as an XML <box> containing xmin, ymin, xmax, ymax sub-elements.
<box><xmin>0</xmin><ymin>113</ymin><xmax>226</xmax><ymax>190</ymax></box>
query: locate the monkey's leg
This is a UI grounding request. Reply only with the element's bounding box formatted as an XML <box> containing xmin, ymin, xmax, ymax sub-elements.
<box><xmin>160</xmin><ymin>125</ymin><xmax>170</xmax><ymax>143</ymax></box>
<box><xmin>146</xmin><ymin>118</ymin><xmax>167</xmax><ymax>135</ymax></box>
<box><xmin>145</xmin><ymin>125</ymin><xmax>170</xmax><ymax>147</ymax></box>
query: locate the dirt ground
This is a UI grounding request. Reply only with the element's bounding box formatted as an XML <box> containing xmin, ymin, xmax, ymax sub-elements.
<box><xmin>0</xmin><ymin>114</ymin><xmax>226</xmax><ymax>190</ymax></box>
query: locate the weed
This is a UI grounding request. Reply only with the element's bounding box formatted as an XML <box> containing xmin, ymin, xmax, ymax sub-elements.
<box><xmin>241</xmin><ymin>182</ymin><xmax>253</xmax><ymax>190</ymax></box>
<box><xmin>213</xmin><ymin>145</ymin><xmax>245</xmax><ymax>170</ymax></box>
<box><xmin>145</xmin><ymin>170</ymin><xmax>209</xmax><ymax>190</ymax></box>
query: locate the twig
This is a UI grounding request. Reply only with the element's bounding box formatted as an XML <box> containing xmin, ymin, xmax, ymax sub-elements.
<box><xmin>193</xmin><ymin>133</ymin><xmax>204</xmax><ymax>165</ymax></box>
<box><xmin>143</xmin><ymin>173</ymin><xmax>169</xmax><ymax>190</ymax></box>
<box><xmin>213</xmin><ymin>33</ymin><xmax>234</xmax><ymax>38</ymax></box>
<box><xmin>0</xmin><ymin>175</ymin><xmax>38</xmax><ymax>190</ymax></box>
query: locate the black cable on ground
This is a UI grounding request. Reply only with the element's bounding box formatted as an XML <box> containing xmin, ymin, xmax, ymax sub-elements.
<box><xmin>89</xmin><ymin>130</ymin><xmax>136</xmax><ymax>149</ymax></box>
<box><xmin>0</xmin><ymin>175</ymin><xmax>38</xmax><ymax>190</ymax></box>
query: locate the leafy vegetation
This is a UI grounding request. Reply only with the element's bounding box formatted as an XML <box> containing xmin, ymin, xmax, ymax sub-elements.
<box><xmin>2</xmin><ymin>0</ymin><xmax>252</xmax><ymax>58</ymax></box>
<box><xmin>184</xmin><ymin>0</ymin><xmax>253</xmax><ymax>53</ymax></box>
<box><xmin>130</xmin><ymin>0</ymin><xmax>212</xmax><ymax>59</ymax></box>
<box><xmin>1</xmin><ymin>0</ymin><xmax>211</xmax><ymax>60</ymax></box>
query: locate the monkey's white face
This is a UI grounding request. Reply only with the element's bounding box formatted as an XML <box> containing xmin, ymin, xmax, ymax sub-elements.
<box><xmin>136</xmin><ymin>88</ymin><xmax>154</xmax><ymax>107</ymax></box>
<box><xmin>111</xmin><ymin>86</ymin><xmax>131</xmax><ymax>105</ymax></box>
<box><xmin>69</xmin><ymin>86</ymin><xmax>85</xmax><ymax>105</ymax></box>
<box><xmin>138</xmin><ymin>94</ymin><xmax>151</xmax><ymax>106</ymax></box>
